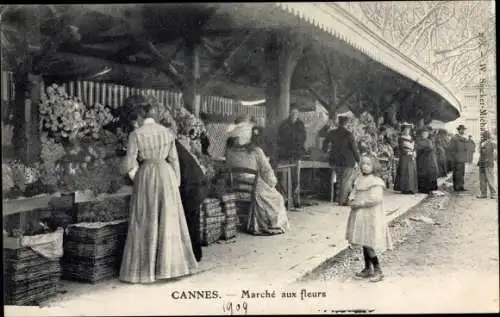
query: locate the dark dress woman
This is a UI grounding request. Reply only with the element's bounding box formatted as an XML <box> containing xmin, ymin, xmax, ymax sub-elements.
<box><xmin>176</xmin><ymin>137</ymin><xmax>211</xmax><ymax>262</ymax></box>
<box><xmin>394</xmin><ymin>125</ymin><xmax>418</xmax><ymax>194</ymax></box>
<box><xmin>434</xmin><ymin>132</ymin><xmax>449</xmax><ymax>177</ymax></box>
<box><xmin>416</xmin><ymin>130</ymin><xmax>439</xmax><ymax>193</ymax></box>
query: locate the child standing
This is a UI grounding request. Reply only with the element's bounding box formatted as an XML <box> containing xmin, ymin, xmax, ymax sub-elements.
<box><xmin>346</xmin><ymin>155</ymin><xmax>393</xmax><ymax>282</ymax></box>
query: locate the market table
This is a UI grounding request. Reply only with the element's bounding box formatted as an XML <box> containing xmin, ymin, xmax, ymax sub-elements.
<box><xmin>276</xmin><ymin>162</ymin><xmax>296</xmax><ymax>210</ymax></box>
<box><xmin>296</xmin><ymin>160</ymin><xmax>334</xmax><ymax>206</ymax></box>
<box><xmin>276</xmin><ymin>160</ymin><xmax>334</xmax><ymax>207</ymax></box>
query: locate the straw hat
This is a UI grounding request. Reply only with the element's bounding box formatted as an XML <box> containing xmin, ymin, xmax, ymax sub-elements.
<box><xmin>226</xmin><ymin>120</ymin><xmax>254</xmax><ymax>145</ymax></box>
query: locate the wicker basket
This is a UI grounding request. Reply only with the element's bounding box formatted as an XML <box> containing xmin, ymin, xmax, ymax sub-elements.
<box><xmin>220</xmin><ymin>193</ymin><xmax>237</xmax><ymax>203</ymax></box>
<box><xmin>64</xmin><ymin>237</ymin><xmax>126</xmax><ymax>259</ymax></box>
<box><xmin>222</xmin><ymin>223</ymin><xmax>237</xmax><ymax>240</ymax></box>
<box><xmin>4</xmin><ymin>283</ymin><xmax>58</xmax><ymax>306</ymax></box>
<box><xmin>5</xmin><ymin>256</ymin><xmax>59</xmax><ymax>272</ymax></box>
<box><xmin>202</xmin><ymin>223</ymin><xmax>223</xmax><ymax>246</ymax></box>
<box><xmin>4</xmin><ymin>260</ymin><xmax>60</xmax><ymax>283</ymax></box>
<box><xmin>65</xmin><ymin>221</ymin><xmax>128</xmax><ymax>243</ymax></box>
<box><xmin>4</xmin><ymin>273</ymin><xmax>60</xmax><ymax>298</ymax></box>
<box><xmin>224</xmin><ymin>215</ymin><xmax>238</xmax><ymax>226</ymax></box>
<box><xmin>204</xmin><ymin>213</ymin><xmax>225</xmax><ymax>225</ymax></box>
<box><xmin>4</xmin><ymin>247</ymin><xmax>50</xmax><ymax>261</ymax></box>
<box><xmin>221</xmin><ymin>203</ymin><xmax>237</xmax><ymax>217</ymax></box>
<box><xmin>62</xmin><ymin>254</ymin><xmax>121</xmax><ymax>284</ymax></box>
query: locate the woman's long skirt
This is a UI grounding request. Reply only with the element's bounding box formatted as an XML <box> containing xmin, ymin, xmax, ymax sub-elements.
<box><xmin>119</xmin><ymin>161</ymin><xmax>198</xmax><ymax>284</ymax></box>
<box><xmin>394</xmin><ymin>155</ymin><xmax>418</xmax><ymax>193</ymax></box>
<box><xmin>247</xmin><ymin>178</ymin><xmax>290</xmax><ymax>235</ymax></box>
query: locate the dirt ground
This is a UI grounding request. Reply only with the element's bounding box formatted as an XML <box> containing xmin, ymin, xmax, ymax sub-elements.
<box><xmin>300</xmin><ymin>168</ymin><xmax>499</xmax><ymax>313</ymax></box>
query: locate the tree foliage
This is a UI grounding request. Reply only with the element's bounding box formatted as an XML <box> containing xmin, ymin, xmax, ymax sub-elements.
<box><xmin>339</xmin><ymin>1</ymin><xmax>496</xmax><ymax>93</ymax></box>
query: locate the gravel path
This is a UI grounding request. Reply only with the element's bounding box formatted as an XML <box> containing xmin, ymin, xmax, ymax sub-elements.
<box><xmin>299</xmin><ymin>168</ymin><xmax>499</xmax><ymax>313</ymax></box>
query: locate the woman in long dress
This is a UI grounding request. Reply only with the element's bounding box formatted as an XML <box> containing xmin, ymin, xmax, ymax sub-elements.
<box><xmin>394</xmin><ymin>123</ymin><xmax>418</xmax><ymax>194</ymax></box>
<box><xmin>416</xmin><ymin>129</ymin><xmax>439</xmax><ymax>193</ymax></box>
<box><xmin>225</xmin><ymin>118</ymin><xmax>290</xmax><ymax>235</ymax></box>
<box><xmin>119</xmin><ymin>95</ymin><xmax>197</xmax><ymax>283</ymax></box>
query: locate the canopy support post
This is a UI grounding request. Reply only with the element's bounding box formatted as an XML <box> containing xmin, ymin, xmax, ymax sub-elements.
<box><xmin>263</xmin><ymin>29</ymin><xmax>306</xmax><ymax>165</ymax></box>
<box><xmin>12</xmin><ymin>11</ymin><xmax>42</xmax><ymax>164</ymax></box>
<box><xmin>183</xmin><ymin>37</ymin><xmax>201</xmax><ymax>116</ymax></box>
<box><xmin>13</xmin><ymin>73</ymin><xmax>43</xmax><ymax>165</ymax></box>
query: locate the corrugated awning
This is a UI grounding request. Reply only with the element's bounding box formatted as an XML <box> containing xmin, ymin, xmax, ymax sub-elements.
<box><xmin>273</xmin><ymin>2</ymin><xmax>461</xmax><ymax>120</ymax></box>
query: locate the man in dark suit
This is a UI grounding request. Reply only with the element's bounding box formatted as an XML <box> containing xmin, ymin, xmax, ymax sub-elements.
<box><xmin>324</xmin><ymin>115</ymin><xmax>360</xmax><ymax>205</ymax></box>
<box><xmin>277</xmin><ymin>104</ymin><xmax>307</xmax><ymax>208</ymax></box>
<box><xmin>448</xmin><ymin>124</ymin><xmax>469</xmax><ymax>191</ymax></box>
<box><xmin>466</xmin><ymin>135</ymin><xmax>476</xmax><ymax>164</ymax></box>
<box><xmin>175</xmin><ymin>139</ymin><xmax>211</xmax><ymax>262</ymax></box>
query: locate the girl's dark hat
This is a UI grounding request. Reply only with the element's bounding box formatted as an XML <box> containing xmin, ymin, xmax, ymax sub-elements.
<box><xmin>457</xmin><ymin>124</ymin><xmax>467</xmax><ymax>130</ymax></box>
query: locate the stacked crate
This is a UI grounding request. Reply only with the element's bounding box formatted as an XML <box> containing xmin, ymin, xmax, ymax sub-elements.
<box><xmin>220</xmin><ymin>194</ymin><xmax>238</xmax><ymax>239</ymax></box>
<box><xmin>3</xmin><ymin>228</ymin><xmax>63</xmax><ymax>306</ymax></box>
<box><xmin>200</xmin><ymin>198</ymin><xmax>225</xmax><ymax>246</ymax></box>
<box><xmin>61</xmin><ymin>220</ymin><xmax>128</xmax><ymax>283</ymax></box>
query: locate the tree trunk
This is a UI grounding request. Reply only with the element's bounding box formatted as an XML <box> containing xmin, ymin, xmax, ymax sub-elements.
<box><xmin>182</xmin><ymin>38</ymin><xmax>201</xmax><ymax>115</ymax></box>
<box><xmin>13</xmin><ymin>73</ymin><xmax>42</xmax><ymax>164</ymax></box>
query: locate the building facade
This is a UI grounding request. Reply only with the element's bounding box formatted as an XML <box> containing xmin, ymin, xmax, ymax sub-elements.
<box><xmin>460</xmin><ymin>84</ymin><xmax>497</xmax><ymax>142</ymax></box>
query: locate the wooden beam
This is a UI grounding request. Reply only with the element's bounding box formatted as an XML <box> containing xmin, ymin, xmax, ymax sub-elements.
<box><xmin>145</xmin><ymin>41</ymin><xmax>186</xmax><ymax>91</ymax></box>
<box><xmin>198</xmin><ymin>31</ymin><xmax>254</xmax><ymax>92</ymax></box>
<box><xmin>306</xmin><ymin>85</ymin><xmax>329</xmax><ymax>110</ymax></box>
<box><xmin>78</xmin><ymin>34</ymin><xmax>133</xmax><ymax>44</ymax></box>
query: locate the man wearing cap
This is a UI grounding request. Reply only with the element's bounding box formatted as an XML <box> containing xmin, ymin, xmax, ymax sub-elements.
<box><xmin>448</xmin><ymin>124</ymin><xmax>469</xmax><ymax>191</ymax></box>
<box><xmin>477</xmin><ymin>130</ymin><xmax>497</xmax><ymax>199</ymax></box>
<box><xmin>324</xmin><ymin>115</ymin><xmax>360</xmax><ymax>205</ymax></box>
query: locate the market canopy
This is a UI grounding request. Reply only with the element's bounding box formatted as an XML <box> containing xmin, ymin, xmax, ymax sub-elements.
<box><xmin>2</xmin><ymin>3</ymin><xmax>461</xmax><ymax>122</ymax></box>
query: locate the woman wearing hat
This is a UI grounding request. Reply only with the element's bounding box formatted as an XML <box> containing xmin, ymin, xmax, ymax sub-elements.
<box><xmin>225</xmin><ymin>116</ymin><xmax>290</xmax><ymax>235</ymax></box>
<box><xmin>448</xmin><ymin>124</ymin><xmax>469</xmax><ymax>191</ymax></box>
<box><xmin>416</xmin><ymin>127</ymin><xmax>439</xmax><ymax>193</ymax></box>
<box><xmin>394</xmin><ymin>123</ymin><xmax>418</xmax><ymax>194</ymax></box>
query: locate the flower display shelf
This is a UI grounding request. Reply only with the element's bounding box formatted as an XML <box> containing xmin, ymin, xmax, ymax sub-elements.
<box><xmin>72</xmin><ymin>187</ymin><xmax>132</xmax><ymax>223</ymax></box>
<box><xmin>2</xmin><ymin>193</ymin><xmax>63</xmax><ymax>217</ymax></box>
<box><xmin>3</xmin><ymin>228</ymin><xmax>64</xmax><ymax>306</ymax></box>
<box><xmin>61</xmin><ymin>220</ymin><xmax>128</xmax><ymax>284</ymax></box>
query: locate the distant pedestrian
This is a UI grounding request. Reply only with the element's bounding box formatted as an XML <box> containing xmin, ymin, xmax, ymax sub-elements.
<box><xmin>346</xmin><ymin>155</ymin><xmax>393</xmax><ymax>283</ymax></box>
<box><xmin>394</xmin><ymin>123</ymin><xmax>418</xmax><ymax>194</ymax></box>
<box><xmin>448</xmin><ymin>125</ymin><xmax>469</xmax><ymax>191</ymax></box>
<box><xmin>466</xmin><ymin>135</ymin><xmax>476</xmax><ymax>164</ymax></box>
<box><xmin>416</xmin><ymin>128</ymin><xmax>439</xmax><ymax>193</ymax></box>
<box><xmin>434</xmin><ymin>130</ymin><xmax>449</xmax><ymax>177</ymax></box>
<box><xmin>477</xmin><ymin>131</ymin><xmax>497</xmax><ymax>199</ymax></box>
